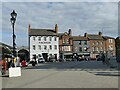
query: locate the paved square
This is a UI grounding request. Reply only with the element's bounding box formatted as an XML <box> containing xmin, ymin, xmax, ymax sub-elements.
<box><xmin>2</xmin><ymin>61</ymin><xmax>119</xmax><ymax>88</ymax></box>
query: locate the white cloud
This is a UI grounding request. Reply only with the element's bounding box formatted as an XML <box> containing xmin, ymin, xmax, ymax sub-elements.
<box><xmin>2</xmin><ymin>2</ymin><xmax>118</xmax><ymax>46</ymax></box>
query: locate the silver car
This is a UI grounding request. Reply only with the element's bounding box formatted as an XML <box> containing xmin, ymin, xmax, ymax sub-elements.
<box><xmin>38</xmin><ymin>57</ymin><xmax>45</xmax><ymax>63</ymax></box>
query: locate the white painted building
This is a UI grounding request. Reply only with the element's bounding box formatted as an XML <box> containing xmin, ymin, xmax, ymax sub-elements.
<box><xmin>29</xmin><ymin>24</ymin><xmax>59</xmax><ymax>61</ymax></box>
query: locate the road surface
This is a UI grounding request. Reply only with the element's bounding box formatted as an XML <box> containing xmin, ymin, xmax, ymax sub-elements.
<box><xmin>1</xmin><ymin>60</ymin><xmax>119</xmax><ymax>88</ymax></box>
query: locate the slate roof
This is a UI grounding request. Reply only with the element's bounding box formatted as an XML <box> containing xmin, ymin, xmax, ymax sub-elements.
<box><xmin>0</xmin><ymin>42</ymin><xmax>12</xmax><ymax>54</ymax></box>
<box><xmin>103</xmin><ymin>36</ymin><xmax>115</xmax><ymax>39</ymax></box>
<box><xmin>58</xmin><ymin>33</ymin><xmax>64</xmax><ymax>37</ymax></box>
<box><xmin>58</xmin><ymin>33</ymin><xmax>73</xmax><ymax>38</ymax></box>
<box><xmin>72</xmin><ymin>36</ymin><xmax>88</xmax><ymax>41</ymax></box>
<box><xmin>0</xmin><ymin>42</ymin><xmax>12</xmax><ymax>49</ymax></box>
<box><xmin>116</xmin><ymin>37</ymin><xmax>120</xmax><ymax>40</ymax></box>
<box><xmin>87</xmin><ymin>34</ymin><xmax>103</xmax><ymax>40</ymax></box>
<box><xmin>29</xmin><ymin>29</ymin><xmax>57</xmax><ymax>36</ymax></box>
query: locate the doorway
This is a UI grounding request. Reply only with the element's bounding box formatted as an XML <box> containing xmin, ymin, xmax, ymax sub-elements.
<box><xmin>42</xmin><ymin>53</ymin><xmax>48</xmax><ymax>62</ymax></box>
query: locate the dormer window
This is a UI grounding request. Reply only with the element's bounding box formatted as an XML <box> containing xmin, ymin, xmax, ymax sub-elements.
<box><xmin>49</xmin><ymin>37</ymin><xmax>52</xmax><ymax>41</ymax></box>
<box><xmin>64</xmin><ymin>32</ymin><xmax>67</xmax><ymax>36</ymax></box>
<box><xmin>33</xmin><ymin>36</ymin><xmax>36</xmax><ymax>41</ymax></box>
<box><xmin>38</xmin><ymin>37</ymin><xmax>41</xmax><ymax>41</ymax></box>
<box><xmin>109</xmin><ymin>39</ymin><xmax>113</xmax><ymax>43</ymax></box>
<box><xmin>44</xmin><ymin>37</ymin><xmax>47</xmax><ymax>41</ymax></box>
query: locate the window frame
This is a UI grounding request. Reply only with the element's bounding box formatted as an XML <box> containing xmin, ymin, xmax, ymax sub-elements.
<box><xmin>38</xmin><ymin>45</ymin><xmax>41</xmax><ymax>50</ymax></box>
<box><xmin>54</xmin><ymin>45</ymin><xmax>57</xmax><ymax>50</ymax></box>
<box><xmin>33</xmin><ymin>36</ymin><xmax>36</xmax><ymax>41</ymax></box>
<box><xmin>54</xmin><ymin>37</ymin><xmax>57</xmax><ymax>41</ymax></box>
<box><xmin>49</xmin><ymin>45</ymin><xmax>52</xmax><ymax>50</ymax></box>
<box><xmin>44</xmin><ymin>45</ymin><xmax>47</xmax><ymax>50</ymax></box>
<box><xmin>38</xmin><ymin>37</ymin><xmax>41</xmax><ymax>41</ymax></box>
<box><xmin>44</xmin><ymin>37</ymin><xmax>47</xmax><ymax>41</ymax></box>
<box><xmin>33</xmin><ymin>45</ymin><xmax>36</xmax><ymax>50</ymax></box>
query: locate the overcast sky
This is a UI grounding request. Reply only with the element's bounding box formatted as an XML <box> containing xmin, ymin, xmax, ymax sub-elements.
<box><xmin>1</xmin><ymin>1</ymin><xmax>119</xmax><ymax>47</ymax></box>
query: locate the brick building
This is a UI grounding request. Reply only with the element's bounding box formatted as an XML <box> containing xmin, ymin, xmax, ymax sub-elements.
<box><xmin>58</xmin><ymin>29</ymin><xmax>73</xmax><ymax>61</ymax></box>
<box><xmin>72</xmin><ymin>36</ymin><xmax>90</xmax><ymax>60</ymax></box>
<box><xmin>103</xmin><ymin>36</ymin><xmax>116</xmax><ymax>58</ymax></box>
<box><xmin>84</xmin><ymin>32</ymin><xmax>105</xmax><ymax>59</ymax></box>
<box><xmin>28</xmin><ymin>23</ymin><xmax>116</xmax><ymax>61</ymax></box>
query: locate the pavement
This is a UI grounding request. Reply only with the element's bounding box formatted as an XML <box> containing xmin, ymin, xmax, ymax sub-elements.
<box><xmin>1</xmin><ymin>60</ymin><xmax>120</xmax><ymax>88</ymax></box>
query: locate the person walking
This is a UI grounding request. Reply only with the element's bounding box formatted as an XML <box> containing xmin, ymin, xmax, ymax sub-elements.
<box><xmin>16</xmin><ymin>56</ymin><xmax>20</xmax><ymax>67</ymax></box>
<box><xmin>10</xmin><ymin>58</ymin><xmax>15</xmax><ymax>67</ymax></box>
<box><xmin>21</xmin><ymin>60</ymin><xmax>26</xmax><ymax>67</ymax></box>
<box><xmin>2</xmin><ymin>57</ymin><xmax>6</xmax><ymax>75</ymax></box>
<box><xmin>13</xmin><ymin>57</ymin><xmax>16</xmax><ymax>67</ymax></box>
<box><xmin>101</xmin><ymin>53</ymin><xmax>105</xmax><ymax>64</ymax></box>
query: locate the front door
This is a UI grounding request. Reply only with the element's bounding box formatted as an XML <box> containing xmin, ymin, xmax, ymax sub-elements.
<box><xmin>42</xmin><ymin>53</ymin><xmax>48</xmax><ymax>62</ymax></box>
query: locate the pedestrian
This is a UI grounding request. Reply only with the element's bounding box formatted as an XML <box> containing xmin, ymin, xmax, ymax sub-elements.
<box><xmin>7</xmin><ymin>58</ymin><xmax>11</xmax><ymax>69</ymax></box>
<box><xmin>21</xmin><ymin>60</ymin><xmax>26</xmax><ymax>67</ymax></box>
<box><xmin>16</xmin><ymin>56</ymin><xmax>20</xmax><ymax>67</ymax></box>
<box><xmin>9</xmin><ymin>59</ymin><xmax>12</xmax><ymax>68</ymax></box>
<box><xmin>10</xmin><ymin>58</ymin><xmax>15</xmax><ymax>68</ymax></box>
<box><xmin>13</xmin><ymin>57</ymin><xmax>17</xmax><ymax>67</ymax></box>
<box><xmin>2</xmin><ymin>57</ymin><xmax>6</xmax><ymax>75</ymax></box>
<box><xmin>101</xmin><ymin>53</ymin><xmax>105</xmax><ymax>64</ymax></box>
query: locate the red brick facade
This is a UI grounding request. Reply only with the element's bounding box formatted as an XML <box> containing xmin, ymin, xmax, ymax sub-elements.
<box><xmin>59</xmin><ymin>30</ymin><xmax>73</xmax><ymax>53</ymax></box>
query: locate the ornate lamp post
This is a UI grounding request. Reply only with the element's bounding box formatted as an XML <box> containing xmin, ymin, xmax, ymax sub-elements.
<box><xmin>10</xmin><ymin>10</ymin><xmax>17</xmax><ymax>57</ymax></box>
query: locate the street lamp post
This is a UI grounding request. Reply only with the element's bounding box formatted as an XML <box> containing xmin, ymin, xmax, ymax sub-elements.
<box><xmin>10</xmin><ymin>10</ymin><xmax>17</xmax><ymax>57</ymax></box>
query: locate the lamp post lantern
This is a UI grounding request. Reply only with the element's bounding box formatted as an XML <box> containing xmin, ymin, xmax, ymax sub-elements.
<box><xmin>10</xmin><ymin>10</ymin><xmax>17</xmax><ymax>57</ymax></box>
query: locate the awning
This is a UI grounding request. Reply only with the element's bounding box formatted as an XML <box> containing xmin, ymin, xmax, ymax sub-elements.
<box><xmin>77</xmin><ymin>52</ymin><xmax>90</xmax><ymax>55</ymax></box>
<box><xmin>63</xmin><ymin>53</ymin><xmax>73</xmax><ymax>55</ymax></box>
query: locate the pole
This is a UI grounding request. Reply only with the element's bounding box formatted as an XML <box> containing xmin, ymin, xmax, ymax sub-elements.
<box><xmin>13</xmin><ymin>23</ymin><xmax>16</xmax><ymax>57</ymax></box>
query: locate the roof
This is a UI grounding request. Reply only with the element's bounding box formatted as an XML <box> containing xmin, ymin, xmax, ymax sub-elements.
<box><xmin>116</xmin><ymin>37</ymin><xmax>120</xmax><ymax>40</ymax></box>
<box><xmin>72</xmin><ymin>36</ymin><xmax>88</xmax><ymax>41</ymax></box>
<box><xmin>58</xmin><ymin>33</ymin><xmax>64</xmax><ymax>37</ymax></box>
<box><xmin>103</xmin><ymin>36</ymin><xmax>115</xmax><ymax>39</ymax></box>
<box><xmin>58</xmin><ymin>33</ymin><xmax>73</xmax><ymax>39</ymax></box>
<box><xmin>87</xmin><ymin>34</ymin><xmax>103</xmax><ymax>40</ymax></box>
<box><xmin>0</xmin><ymin>42</ymin><xmax>12</xmax><ymax>49</ymax></box>
<box><xmin>29</xmin><ymin>29</ymin><xmax>57</xmax><ymax>36</ymax></box>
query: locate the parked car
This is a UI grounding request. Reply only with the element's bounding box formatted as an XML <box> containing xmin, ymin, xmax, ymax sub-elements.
<box><xmin>38</xmin><ymin>57</ymin><xmax>45</xmax><ymax>63</ymax></box>
<box><xmin>49</xmin><ymin>56</ymin><xmax>56</xmax><ymax>62</ymax></box>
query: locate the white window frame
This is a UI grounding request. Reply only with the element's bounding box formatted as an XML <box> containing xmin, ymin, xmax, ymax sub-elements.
<box><xmin>54</xmin><ymin>45</ymin><xmax>57</xmax><ymax>50</ymax></box>
<box><xmin>54</xmin><ymin>37</ymin><xmax>57</xmax><ymax>41</ymax></box>
<box><xmin>44</xmin><ymin>37</ymin><xmax>47</xmax><ymax>41</ymax></box>
<box><xmin>38</xmin><ymin>37</ymin><xmax>41</xmax><ymax>41</ymax></box>
<box><xmin>49</xmin><ymin>45</ymin><xmax>52</xmax><ymax>50</ymax></box>
<box><xmin>49</xmin><ymin>37</ymin><xmax>52</xmax><ymax>41</ymax></box>
<box><xmin>44</xmin><ymin>45</ymin><xmax>47</xmax><ymax>50</ymax></box>
<box><xmin>33</xmin><ymin>45</ymin><xmax>36</xmax><ymax>50</ymax></box>
<box><xmin>109</xmin><ymin>39</ymin><xmax>113</xmax><ymax>43</ymax></box>
<box><xmin>38</xmin><ymin>45</ymin><xmax>41</xmax><ymax>50</ymax></box>
<box><xmin>33</xmin><ymin>36</ymin><xmax>36</xmax><ymax>41</ymax></box>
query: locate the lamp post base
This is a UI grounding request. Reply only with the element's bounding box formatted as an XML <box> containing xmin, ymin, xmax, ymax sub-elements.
<box><xmin>9</xmin><ymin>67</ymin><xmax>21</xmax><ymax>77</ymax></box>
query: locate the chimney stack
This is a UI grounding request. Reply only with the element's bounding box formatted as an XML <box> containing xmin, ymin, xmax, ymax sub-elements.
<box><xmin>55</xmin><ymin>24</ymin><xmax>58</xmax><ymax>34</ymax></box>
<box><xmin>98</xmin><ymin>32</ymin><xmax>102</xmax><ymax>36</ymax></box>
<box><xmin>68</xmin><ymin>29</ymin><xmax>72</xmax><ymax>36</ymax></box>
<box><xmin>28</xmin><ymin>24</ymin><xmax>30</xmax><ymax>33</ymax></box>
<box><xmin>84</xmin><ymin>33</ymin><xmax>87</xmax><ymax>37</ymax></box>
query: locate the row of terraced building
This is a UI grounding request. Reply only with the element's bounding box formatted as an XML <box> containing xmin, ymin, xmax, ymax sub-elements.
<box><xmin>29</xmin><ymin>24</ymin><xmax>116</xmax><ymax>61</ymax></box>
